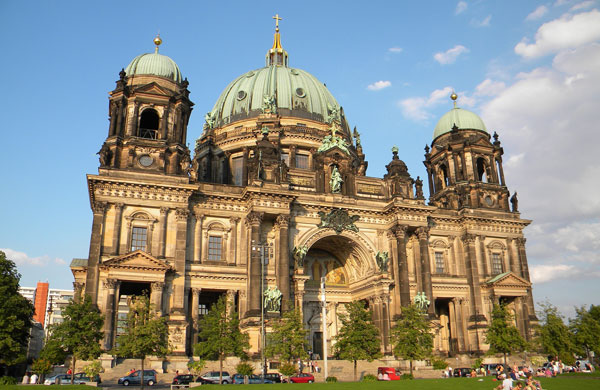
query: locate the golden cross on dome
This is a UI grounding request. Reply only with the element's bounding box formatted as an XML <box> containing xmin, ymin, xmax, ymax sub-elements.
<box><xmin>273</xmin><ymin>14</ymin><xmax>282</xmax><ymax>31</ymax></box>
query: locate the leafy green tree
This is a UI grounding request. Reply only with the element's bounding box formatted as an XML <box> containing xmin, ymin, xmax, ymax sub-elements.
<box><xmin>114</xmin><ymin>295</ymin><xmax>169</xmax><ymax>390</ymax></box>
<box><xmin>265</xmin><ymin>308</ymin><xmax>308</xmax><ymax>364</ymax></box>
<box><xmin>193</xmin><ymin>295</ymin><xmax>249</xmax><ymax>384</ymax></box>
<box><xmin>31</xmin><ymin>358</ymin><xmax>53</xmax><ymax>382</ymax></box>
<box><xmin>571</xmin><ymin>305</ymin><xmax>600</xmax><ymax>361</ymax></box>
<box><xmin>333</xmin><ymin>301</ymin><xmax>382</xmax><ymax>381</ymax></box>
<box><xmin>485</xmin><ymin>303</ymin><xmax>528</xmax><ymax>366</ymax></box>
<box><xmin>536</xmin><ymin>301</ymin><xmax>575</xmax><ymax>364</ymax></box>
<box><xmin>0</xmin><ymin>250</ymin><xmax>34</xmax><ymax>368</ymax></box>
<box><xmin>187</xmin><ymin>360</ymin><xmax>206</xmax><ymax>376</ymax></box>
<box><xmin>390</xmin><ymin>304</ymin><xmax>433</xmax><ymax>376</ymax></box>
<box><xmin>38</xmin><ymin>336</ymin><xmax>69</xmax><ymax>365</ymax></box>
<box><xmin>47</xmin><ymin>295</ymin><xmax>104</xmax><ymax>383</ymax></box>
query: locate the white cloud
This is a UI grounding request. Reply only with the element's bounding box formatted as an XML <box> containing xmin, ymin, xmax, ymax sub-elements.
<box><xmin>472</xmin><ymin>15</ymin><xmax>492</xmax><ymax>27</ymax></box>
<box><xmin>526</xmin><ymin>5</ymin><xmax>549</xmax><ymax>21</ymax></box>
<box><xmin>434</xmin><ymin>45</ymin><xmax>469</xmax><ymax>64</ymax></box>
<box><xmin>531</xmin><ymin>264</ymin><xmax>579</xmax><ymax>283</ymax></box>
<box><xmin>398</xmin><ymin>86</ymin><xmax>453</xmax><ymax>121</ymax></box>
<box><xmin>367</xmin><ymin>80</ymin><xmax>392</xmax><ymax>91</ymax></box>
<box><xmin>515</xmin><ymin>10</ymin><xmax>600</xmax><ymax>58</ymax></box>
<box><xmin>1</xmin><ymin>248</ymin><xmax>65</xmax><ymax>266</ymax></box>
<box><xmin>388</xmin><ymin>47</ymin><xmax>403</xmax><ymax>53</ymax></box>
<box><xmin>570</xmin><ymin>1</ymin><xmax>595</xmax><ymax>11</ymax></box>
<box><xmin>475</xmin><ymin>78</ymin><xmax>506</xmax><ymax>96</ymax></box>
<box><xmin>455</xmin><ymin>1</ymin><xmax>468</xmax><ymax>15</ymax></box>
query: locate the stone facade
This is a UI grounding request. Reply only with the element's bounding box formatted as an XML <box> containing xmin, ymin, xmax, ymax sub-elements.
<box><xmin>71</xmin><ymin>32</ymin><xmax>536</xmax><ymax>359</ymax></box>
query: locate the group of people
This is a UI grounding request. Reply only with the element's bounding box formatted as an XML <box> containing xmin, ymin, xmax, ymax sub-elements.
<box><xmin>21</xmin><ymin>372</ymin><xmax>39</xmax><ymax>384</ymax></box>
<box><xmin>296</xmin><ymin>358</ymin><xmax>320</xmax><ymax>374</ymax></box>
<box><xmin>495</xmin><ymin>372</ymin><xmax>543</xmax><ymax>390</ymax></box>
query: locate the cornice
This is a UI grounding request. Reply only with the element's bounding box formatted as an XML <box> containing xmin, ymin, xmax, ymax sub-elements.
<box><xmin>88</xmin><ymin>175</ymin><xmax>195</xmax><ymax>205</ymax></box>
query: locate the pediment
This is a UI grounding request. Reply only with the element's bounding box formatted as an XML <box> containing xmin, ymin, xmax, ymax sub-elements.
<box><xmin>134</xmin><ymin>82</ymin><xmax>172</xmax><ymax>96</ymax></box>
<box><xmin>485</xmin><ymin>272</ymin><xmax>531</xmax><ymax>288</ymax></box>
<box><xmin>320</xmin><ymin>146</ymin><xmax>352</xmax><ymax>159</ymax></box>
<box><xmin>101</xmin><ymin>250</ymin><xmax>172</xmax><ymax>272</ymax></box>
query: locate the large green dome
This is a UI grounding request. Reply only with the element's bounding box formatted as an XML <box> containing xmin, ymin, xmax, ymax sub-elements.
<box><xmin>210</xmin><ymin>65</ymin><xmax>341</xmax><ymax>129</ymax></box>
<box><xmin>125</xmin><ymin>52</ymin><xmax>182</xmax><ymax>83</ymax></box>
<box><xmin>433</xmin><ymin>107</ymin><xmax>487</xmax><ymax>139</ymax></box>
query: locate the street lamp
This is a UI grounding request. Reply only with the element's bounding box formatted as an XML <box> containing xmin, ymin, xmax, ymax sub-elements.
<box><xmin>320</xmin><ymin>277</ymin><xmax>328</xmax><ymax>380</ymax></box>
<box><xmin>252</xmin><ymin>240</ymin><xmax>272</xmax><ymax>377</ymax></box>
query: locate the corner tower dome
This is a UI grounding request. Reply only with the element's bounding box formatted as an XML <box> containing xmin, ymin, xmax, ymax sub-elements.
<box><xmin>433</xmin><ymin>93</ymin><xmax>487</xmax><ymax>140</ymax></box>
<box><xmin>124</xmin><ymin>35</ymin><xmax>182</xmax><ymax>83</ymax></box>
<box><xmin>208</xmin><ymin>18</ymin><xmax>346</xmax><ymax>133</ymax></box>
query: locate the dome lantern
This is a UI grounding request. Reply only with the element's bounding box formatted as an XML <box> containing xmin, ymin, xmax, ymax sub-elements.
<box><xmin>266</xmin><ymin>14</ymin><xmax>289</xmax><ymax>67</ymax></box>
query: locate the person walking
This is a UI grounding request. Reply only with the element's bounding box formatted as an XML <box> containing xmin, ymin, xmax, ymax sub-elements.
<box><xmin>30</xmin><ymin>373</ymin><xmax>38</xmax><ymax>384</ymax></box>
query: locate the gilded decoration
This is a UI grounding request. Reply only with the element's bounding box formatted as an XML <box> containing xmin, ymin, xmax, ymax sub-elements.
<box><xmin>317</xmin><ymin>209</ymin><xmax>360</xmax><ymax>234</ymax></box>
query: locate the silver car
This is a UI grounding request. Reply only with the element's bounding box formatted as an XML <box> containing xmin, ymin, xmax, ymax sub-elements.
<box><xmin>200</xmin><ymin>371</ymin><xmax>231</xmax><ymax>384</ymax></box>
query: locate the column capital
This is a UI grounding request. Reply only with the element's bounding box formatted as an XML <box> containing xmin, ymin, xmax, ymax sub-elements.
<box><xmin>516</xmin><ymin>237</ymin><xmax>527</xmax><ymax>246</ymax></box>
<box><xmin>92</xmin><ymin>201</ymin><xmax>108</xmax><ymax>214</ymax></box>
<box><xmin>175</xmin><ymin>208</ymin><xmax>189</xmax><ymax>221</ymax></box>
<box><xmin>275</xmin><ymin>214</ymin><xmax>290</xmax><ymax>228</ymax></box>
<box><xmin>152</xmin><ymin>281</ymin><xmax>165</xmax><ymax>291</ymax></box>
<box><xmin>416</xmin><ymin>226</ymin><xmax>430</xmax><ymax>240</ymax></box>
<box><xmin>461</xmin><ymin>233</ymin><xmax>477</xmax><ymax>245</ymax></box>
<box><xmin>191</xmin><ymin>287</ymin><xmax>202</xmax><ymax>294</ymax></box>
<box><xmin>245</xmin><ymin>211</ymin><xmax>264</xmax><ymax>226</ymax></box>
<box><xmin>102</xmin><ymin>278</ymin><xmax>119</xmax><ymax>290</ymax></box>
<box><xmin>160</xmin><ymin>206</ymin><xmax>170</xmax><ymax>215</ymax></box>
<box><xmin>229</xmin><ymin>216</ymin><xmax>240</xmax><ymax>224</ymax></box>
<box><xmin>114</xmin><ymin>203</ymin><xmax>124</xmax><ymax>211</ymax></box>
<box><xmin>73</xmin><ymin>281</ymin><xmax>85</xmax><ymax>292</ymax></box>
<box><xmin>393</xmin><ymin>224</ymin><xmax>408</xmax><ymax>239</ymax></box>
<box><xmin>195</xmin><ymin>213</ymin><xmax>205</xmax><ymax>221</ymax></box>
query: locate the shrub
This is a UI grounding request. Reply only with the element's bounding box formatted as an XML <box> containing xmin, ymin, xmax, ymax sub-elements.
<box><xmin>362</xmin><ymin>374</ymin><xmax>377</xmax><ymax>381</ymax></box>
<box><xmin>187</xmin><ymin>360</ymin><xmax>206</xmax><ymax>375</ymax></box>
<box><xmin>326</xmin><ymin>376</ymin><xmax>338</xmax><ymax>382</ymax></box>
<box><xmin>236</xmin><ymin>362</ymin><xmax>254</xmax><ymax>376</ymax></box>
<box><xmin>401</xmin><ymin>373</ymin><xmax>414</xmax><ymax>380</ymax></box>
<box><xmin>0</xmin><ymin>376</ymin><xmax>18</xmax><ymax>385</ymax></box>
<box><xmin>83</xmin><ymin>361</ymin><xmax>103</xmax><ymax>378</ymax></box>
<box><xmin>472</xmin><ymin>357</ymin><xmax>484</xmax><ymax>369</ymax></box>
<box><xmin>279</xmin><ymin>362</ymin><xmax>296</xmax><ymax>377</ymax></box>
<box><xmin>432</xmin><ymin>357</ymin><xmax>448</xmax><ymax>369</ymax></box>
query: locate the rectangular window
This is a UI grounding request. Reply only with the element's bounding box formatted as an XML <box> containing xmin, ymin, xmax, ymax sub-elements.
<box><xmin>435</xmin><ymin>252</ymin><xmax>445</xmax><ymax>274</ymax></box>
<box><xmin>295</xmin><ymin>154</ymin><xmax>309</xmax><ymax>169</ymax></box>
<box><xmin>198</xmin><ymin>303</ymin><xmax>209</xmax><ymax>316</ymax></box>
<box><xmin>281</xmin><ymin>153</ymin><xmax>290</xmax><ymax>167</ymax></box>
<box><xmin>131</xmin><ymin>227</ymin><xmax>147</xmax><ymax>251</ymax></box>
<box><xmin>232</xmin><ymin>156</ymin><xmax>243</xmax><ymax>186</ymax></box>
<box><xmin>491</xmin><ymin>253</ymin><xmax>503</xmax><ymax>275</ymax></box>
<box><xmin>208</xmin><ymin>236</ymin><xmax>223</xmax><ymax>261</ymax></box>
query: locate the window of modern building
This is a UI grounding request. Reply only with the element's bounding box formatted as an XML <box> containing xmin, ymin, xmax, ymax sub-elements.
<box><xmin>491</xmin><ymin>253</ymin><xmax>503</xmax><ymax>275</ymax></box>
<box><xmin>208</xmin><ymin>236</ymin><xmax>223</xmax><ymax>261</ymax></box>
<box><xmin>295</xmin><ymin>154</ymin><xmax>309</xmax><ymax>169</ymax></box>
<box><xmin>232</xmin><ymin>156</ymin><xmax>243</xmax><ymax>186</ymax></box>
<box><xmin>130</xmin><ymin>227</ymin><xmax>148</xmax><ymax>251</ymax></box>
<box><xmin>435</xmin><ymin>252</ymin><xmax>445</xmax><ymax>274</ymax></box>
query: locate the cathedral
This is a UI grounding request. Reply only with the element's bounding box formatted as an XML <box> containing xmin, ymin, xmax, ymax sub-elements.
<box><xmin>71</xmin><ymin>20</ymin><xmax>536</xmax><ymax>361</ymax></box>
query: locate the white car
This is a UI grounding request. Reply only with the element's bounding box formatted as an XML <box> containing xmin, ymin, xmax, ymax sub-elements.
<box><xmin>200</xmin><ymin>371</ymin><xmax>231</xmax><ymax>384</ymax></box>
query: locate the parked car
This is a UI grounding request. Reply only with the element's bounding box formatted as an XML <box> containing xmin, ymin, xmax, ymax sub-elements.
<box><xmin>118</xmin><ymin>369</ymin><xmax>158</xmax><ymax>386</ymax></box>
<box><xmin>172</xmin><ymin>374</ymin><xmax>195</xmax><ymax>385</ymax></box>
<box><xmin>232</xmin><ymin>374</ymin><xmax>273</xmax><ymax>384</ymax></box>
<box><xmin>200</xmin><ymin>371</ymin><xmax>231</xmax><ymax>384</ymax></box>
<box><xmin>289</xmin><ymin>373</ymin><xmax>315</xmax><ymax>383</ymax></box>
<box><xmin>377</xmin><ymin>367</ymin><xmax>401</xmax><ymax>380</ymax></box>
<box><xmin>482</xmin><ymin>363</ymin><xmax>507</xmax><ymax>376</ymax></box>
<box><xmin>73</xmin><ymin>372</ymin><xmax>101</xmax><ymax>384</ymax></box>
<box><xmin>44</xmin><ymin>374</ymin><xmax>72</xmax><ymax>385</ymax></box>
<box><xmin>453</xmin><ymin>367</ymin><xmax>471</xmax><ymax>377</ymax></box>
<box><xmin>260</xmin><ymin>373</ymin><xmax>283</xmax><ymax>383</ymax></box>
<box><xmin>195</xmin><ymin>376</ymin><xmax>218</xmax><ymax>384</ymax></box>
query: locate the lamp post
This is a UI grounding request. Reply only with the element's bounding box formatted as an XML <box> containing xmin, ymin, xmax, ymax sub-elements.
<box><xmin>252</xmin><ymin>240</ymin><xmax>271</xmax><ymax>377</ymax></box>
<box><xmin>320</xmin><ymin>277</ymin><xmax>328</xmax><ymax>380</ymax></box>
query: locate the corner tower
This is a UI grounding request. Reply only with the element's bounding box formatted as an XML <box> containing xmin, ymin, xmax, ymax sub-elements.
<box><xmin>98</xmin><ymin>36</ymin><xmax>194</xmax><ymax>179</ymax></box>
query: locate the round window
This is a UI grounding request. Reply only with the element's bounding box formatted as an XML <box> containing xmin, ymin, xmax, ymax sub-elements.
<box><xmin>246</xmin><ymin>71</ymin><xmax>255</xmax><ymax>78</ymax></box>
<box><xmin>237</xmin><ymin>90</ymin><xmax>247</xmax><ymax>100</ymax></box>
<box><xmin>484</xmin><ymin>195</ymin><xmax>494</xmax><ymax>206</ymax></box>
<box><xmin>139</xmin><ymin>155</ymin><xmax>154</xmax><ymax>167</ymax></box>
<box><xmin>295</xmin><ymin>88</ymin><xmax>305</xmax><ymax>98</ymax></box>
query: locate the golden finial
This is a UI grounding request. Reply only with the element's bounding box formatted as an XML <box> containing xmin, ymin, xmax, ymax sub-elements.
<box><xmin>451</xmin><ymin>91</ymin><xmax>458</xmax><ymax>108</ymax></box>
<box><xmin>153</xmin><ymin>34</ymin><xmax>162</xmax><ymax>53</ymax></box>
<box><xmin>273</xmin><ymin>14</ymin><xmax>282</xmax><ymax>32</ymax></box>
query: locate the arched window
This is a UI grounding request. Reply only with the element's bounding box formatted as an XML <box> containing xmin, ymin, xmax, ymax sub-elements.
<box><xmin>440</xmin><ymin>164</ymin><xmax>449</xmax><ymax>188</ymax></box>
<box><xmin>476</xmin><ymin>157</ymin><xmax>488</xmax><ymax>182</ymax></box>
<box><xmin>138</xmin><ymin>109</ymin><xmax>159</xmax><ymax>139</ymax></box>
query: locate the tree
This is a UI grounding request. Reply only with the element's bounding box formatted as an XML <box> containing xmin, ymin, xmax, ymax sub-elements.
<box><xmin>333</xmin><ymin>301</ymin><xmax>382</xmax><ymax>381</ymax></box>
<box><xmin>31</xmin><ymin>358</ymin><xmax>52</xmax><ymax>383</ymax></box>
<box><xmin>571</xmin><ymin>305</ymin><xmax>600</xmax><ymax>362</ymax></box>
<box><xmin>536</xmin><ymin>302</ymin><xmax>575</xmax><ymax>364</ymax></box>
<box><xmin>47</xmin><ymin>294</ymin><xmax>104</xmax><ymax>383</ymax></box>
<box><xmin>193</xmin><ymin>295</ymin><xmax>249</xmax><ymax>384</ymax></box>
<box><xmin>114</xmin><ymin>295</ymin><xmax>169</xmax><ymax>390</ymax></box>
<box><xmin>0</xmin><ymin>250</ymin><xmax>34</xmax><ymax>369</ymax></box>
<box><xmin>390</xmin><ymin>304</ymin><xmax>433</xmax><ymax>376</ymax></box>
<box><xmin>265</xmin><ymin>308</ymin><xmax>308</xmax><ymax>364</ymax></box>
<box><xmin>485</xmin><ymin>303</ymin><xmax>528</xmax><ymax>366</ymax></box>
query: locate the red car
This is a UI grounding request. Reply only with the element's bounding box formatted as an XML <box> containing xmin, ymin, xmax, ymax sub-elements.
<box><xmin>289</xmin><ymin>373</ymin><xmax>315</xmax><ymax>383</ymax></box>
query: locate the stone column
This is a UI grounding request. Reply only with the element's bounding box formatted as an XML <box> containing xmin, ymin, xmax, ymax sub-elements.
<box><xmin>85</xmin><ymin>201</ymin><xmax>107</xmax><ymax>303</ymax></box>
<box><xmin>381</xmin><ymin>294</ymin><xmax>391</xmax><ymax>353</ymax></box>
<box><xmin>478</xmin><ymin>235</ymin><xmax>489</xmax><ymax>277</ymax></box>
<box><xmin>454</xmin><ymin>298</ymin><xmax>467</xmax><ymax>352</ymax></box>
<box><xmin>387</xmin><ymin>231</ymin><xmax>401</xmax><ymax>317</ymax></box>
<box><xmin>111</xmin><ymin>203</ymin><xmax>124</xmax><ymax>255</ymax></box>
<box><xmin>427</xmin><ymin>168</ymin><xmax>435</xmax><ymax>195</ymax></box>
<box><xmin>151</xmin><ymin>282</ymin><xmax>165</xmax><ymax>316</ymax></box>
<box><xmin>102</xmin><ymin>279</ymin><xmax>118</xmax><ymax>350</ymax></box>
<box><xmin>516</xmin><ymin>237</ymin><xmax>536</xmax><ymax>331</ymax></box>
<box><xmin>194</xmin><ymin>213</ymin><xmax>204</xmax><ymax>263</ymax></box>
<box><xmin>227</xmin><ymin>289</ymin><xmax>237</xmax><ymax>316</ymax></box>
<box><xmin>275</xmin><ymin>215</ymin><xmax>291</xmax><ymax>311</ymax></box>
<box><xmin>72</xmin><ymin>282</ymin><xmax>84</xmax><ymax>303</ymax></box>
<box><xmin>158</xmin><ymin>207</ymin><xmax>169</xmax><ymax>258</ymax></box>
<box><xmin>246</xmin><ymin>212</ymin><xmax>263</xmax><ymax>316</ymax></box>
<box><xmin>228</xmin><ymin>217</ymin><xmax>239</xmax><ymax>265</ymax></box>
<box><xmin>171</xmin><ymin>209</ymin><xmax>189</xmax><ymax>314</ymax></box>
<box><xmin>461</xmin><ymin>233</ymin><xmax>486</xmax><ymax>350</ymax></box>
<box><xmin>190</xmin><ymin>287</ymin><xmax>201</xmax><ymax>345</ymax></box>
<box><xmin>417</xmin><ymin>227</ymin><xmax>435</xmax><ymax>315</ymax></box>
<box><xmin>394</xmin><ymin>225</ymin><xmax>411</xmax><ymax>308</ymax></box>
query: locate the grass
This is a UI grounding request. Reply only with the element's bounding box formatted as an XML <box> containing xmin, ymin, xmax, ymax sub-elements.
<box><xmin>0</xmin><ymin>373</ymin><xmax>597</xmax><ymax>389</ymax></box>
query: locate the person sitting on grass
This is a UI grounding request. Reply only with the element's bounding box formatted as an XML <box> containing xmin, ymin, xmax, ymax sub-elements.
<box><xmin>495</xmin><ymin>374</ymin><xmax>513</xmax><ymax>390</ymax></box>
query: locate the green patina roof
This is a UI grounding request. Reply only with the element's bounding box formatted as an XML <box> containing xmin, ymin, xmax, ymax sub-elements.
<box><xmin>125</xmin><ymin>52</ymin><xmax>182</xmax><ymax>83</ymax></box>
<box><xmin>433</xmin><ymin>107</ymin><xmax>488</xmax><ymax>140</ymax></box>
<box><xmin>486</xmin><ymin>271</ymin><xmax>510</xmax><ymax>284</ymax></box>
<box><xmin>209</xmin><ymin>64</ymin><xmax>344</xmax><ymax>132</ymax></box>
<box><xmin>70</xmin><ymin>258</ymin><xmax>88</xmax><ymax>267</ymax></box>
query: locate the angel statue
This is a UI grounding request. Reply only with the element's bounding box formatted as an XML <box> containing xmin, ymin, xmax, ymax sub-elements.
<box><xmin>414</xmin><ymin>291</ymin><xmax>430</xmax><ymax>310</ymax></box>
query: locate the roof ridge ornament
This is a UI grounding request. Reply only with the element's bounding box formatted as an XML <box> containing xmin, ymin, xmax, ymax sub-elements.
<box><xmin>153</xmin><ymin>34</ymin><xmax>162</xmax><ymax>54</ymax></box>
<box><xmin>451</xmin><ymin>91</ymin><xmax>458</xmax><ymax>108</ymax></box>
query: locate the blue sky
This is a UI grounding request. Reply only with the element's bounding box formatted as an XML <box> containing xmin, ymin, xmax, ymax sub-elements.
<box><xmin>1</xmin><ymin>0</ymin><xmax>599</xmax><ymax>319</ymax></box>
